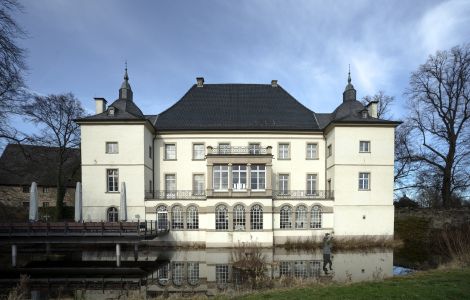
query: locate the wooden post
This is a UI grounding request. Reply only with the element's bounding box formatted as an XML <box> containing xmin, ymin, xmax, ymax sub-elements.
<box><xmin>134</xmin><ymin>243</ymin><xmax>138</xmax><ymax>262</ymax></box>
<box><xmin>11</xmin><ymin>244</ymin><xmax>17</xmax><ymax>267</ymax></box>
<box><xmin>116</xmin><ymin>243</ymin><xmax>121</xmax><ymax>267</ymax></box>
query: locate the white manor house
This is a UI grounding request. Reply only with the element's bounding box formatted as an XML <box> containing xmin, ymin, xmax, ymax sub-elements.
<box><xmin>76</xmin><ymin>70</ymin><xmax>399</xmax><ymax>247</ymax></box>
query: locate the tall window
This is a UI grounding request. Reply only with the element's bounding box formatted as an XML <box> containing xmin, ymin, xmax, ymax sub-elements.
<box><xmin>107</xmin><ymin>207</ymin><xmax>119</xmax><ymax>222</ymax></box>
<box><xmin>215</xmin><ymin>205</ymin><xmax>228</xmax><ymax>230</ymax></box>
<box><xmin>250</xmin><ymin>205</ymin><xmax>263</xmax><ymax>230</ymax></box>
<box><xmin>218</xmin><ymin>143</ymin><xmax>230</xmax><ymax>154</ymax></box>
<box><xmin>107</xmin><ymin>169</ymin><xmax>119</xmax><ymax>192</ymax></box>
<box><xmin>172</xmin><ymin>262</ymin><xmax>184</xmax><ymax>286</ymax></box>
<box><xmin>165</xmin><ymin>144</ymin><xmax>176</xmax><ymax>160</ymax></box>
<box><xmin>295</xmin><ymin>205</ymin><xmax>307</xmax><ymax>229</ymax></box>
<box><xmin>360</xmin><ymin>141</ymin><xmax>370</xmax><ymax>152</ymax></box>
<box><xmin>172</xmin><ymin>206</ymin><xmax>184</xmax><ymax>229</ymax></box>
<box><xmin>232</xmin><ymin>165</ymin><xmax>247</xmax><ymax>190</ymax></box>
<box><xmin>156</xmin><ymin>205</ymin><xmax>168</xmax><ymax>231</ymax></box>
<box><xmin>165</xmin><ymin>174</ymin><xmax>176</xmax><ymax>198</ymax></box>
<box><xmin>216</xmin><ymin>265</ymin><xmax>229</xmax><ymax>287</ymax></box>
<box><xmin>359</xmin><ymin>172</ymin><xmax>370</xmax><ymax>190</ymax></box>
<box><xmin>192</xmin><ymin>174</ymin><xmax>205</xmax><ymax>195</ymax></box>
<box><xmin>233</xmin><ymin>204</ymin><xmax>245</xmax><ymax>230</ymax></box>
<box><xmin>311</xmin><ymin>206</ymin><xmax>322</xmax><ymax>229</ymax></box>
<box><xmin>306</xmin><ymin>143</ymin><xmax>318</xmax><ymax>159</ymax></box>
<box><xmin>327</xmin><ymin>144</ymin><xmax>332</xmax><ymax>157</ymax></box>
<box><xmin>280</xmin><ymin>206</ymin><xmax>292</xmax><ymax>229</ymax></box>
<box><xmin>106</xmin><ymin>142</ymin><xmax>118</xmax><ymax>154</ymax></box>
<box><xmin>279</xmin><ymin>174</ymin><xmax>289</xmax><ymax>195</ymax></box>
<box><xmin>187</xmin><ymin>262</ymin><xmax>200</xmax><ymax>286</ymax></box>
<box><xmin>213</xmin><ymin>165</ymin><xmax>229</xmax><ymax>191</ymax></box>
<box><xmin>307</xmin><ymin>174</ymin><xmax>317</xmax><ymax>195</ymax></box>
<box><xmin>249</xmin><ymin>143</ymin><xmax>260</xmax><ymax>154</ymax></box>
<box><xmin>193</xmin><ymin>143</ymin><xmax>205</xmax><ymax>160</ymax></box>
<box><xmin>251</xmin><ymin>165</ymin><xmax>266</xmax><ymax>190</ymax></box>
<box><xmin>186</xmin><ymin>206</ymin><xmax>199</xmax><ymax>229</ymax></box>
<box><xmin>149</xmin><ymin>180</ymin><xmax>153</xmax><ymax>192</ymax></box>
<box><xmin>278</xmin><ymin>143</ymin><xmax>290</xmax><ymax>159</ymax></box>
<box><xmin>149</xmin><ymin>145</ymin><xmax>152</xmax><ymax>158</ymax></box>
<box><xmin>157</xmin><ymin>263</ymin><xmax>169</xmax><ymax>285</ymax></box>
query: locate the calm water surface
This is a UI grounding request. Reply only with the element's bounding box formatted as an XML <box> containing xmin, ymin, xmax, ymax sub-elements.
<box><xmin>1</xmin><ymin>246</ymin><xmax>394</xmax><ymax>299</ymax></box>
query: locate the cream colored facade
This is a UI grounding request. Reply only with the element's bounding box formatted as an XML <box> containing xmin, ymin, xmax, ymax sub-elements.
<box><xmin>78</xmin><ymin>75</ymin><xmax>397</xmax><ymax>247</ymax></box>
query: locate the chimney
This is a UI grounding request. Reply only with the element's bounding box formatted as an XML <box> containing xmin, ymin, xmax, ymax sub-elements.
<box><xmin>366</xmin><ymin>101</ymin><xmax>378</xmax><ymax>118</ymax></box>
<box><xmin>196</xmin><ymin>77</ymin><xmax>204</xmax><ymax>87</ymax></box>
<box><xmin>271</xmin><ymin>80</ymin><xmax>278</xmax><ymax>87</ymax></box>
<box><xmin>94</xmin><ymin>97</ymin><xmax>107</xmax><ymax>114</ymax></box>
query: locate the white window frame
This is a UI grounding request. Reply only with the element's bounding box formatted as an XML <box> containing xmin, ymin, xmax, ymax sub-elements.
<box><xmin>165</xmin><ymin>174</ymin><xmax>176</xmax><ymax>198</ymax></box>
<box><xmin>359</xmin><ymin>172</ymin><xmax>370</xmax><ymax>190</ymax></box>
<box><xmin>171</xmin><ymin>205</ymin><xmax>184</xmax><ymax>230</ymax></box>
<box><xmin>359</xmin><ymin>141</ymin><xmax>370</xmax><ymax>153</ymax></box>
<box><xmin>279</xmin><ymin>174</ymin><xmax>289</xmax><ymax>195</ymax></box>
<box><xmin>327</xmin><ymin>144</ymin><xmax>332</xmax><ymax>157</ymax></box>
<box><xmin>218</xmin><ymin>143</ymin><xmax>231</xmax><ymax>154</ymax></box>
<box><xmin>250</xmin><ymin>204</ymin><xmax>263</xmax><ymax>230</ymax></box>
<box><xmin>186</xmin><ymin>206</ymin><xmax>199</xmax><ymax>230</ymax></box>
<box><xmin>232</xmin><ymin>165</ymin><xmax>247</xmax><ymax>191</ymax></box>
<box><xmin>310</xmin><ymin>205</ymin><xmax>322</xmax><ymax>229</ymax></box>
<box><xmin>248</xmin><ymin>143</ymin><xmax>261</xmax><ymax>154</ymax></box>
<box><xmin>233</xmin><ymin>204</ymin><xmax>246</xmax><ymax>231</ymax></box>
<box><xmin>278</xmin><ymin>143</ymin><xmax>290</xmax><ymax>160</ymax></box>
<box><xmin>250</xmin><ymin>165</ymin><xmax>266</xmax><ymax>191</ymax></box>
<box><xmin>192</xmin><ymin>143</ymin><xmax>205</xmax><ymax>160</ymax></box>
<box><xmin>280</xmin><ymin>205</ymin><xmax>292</xmax><ymax>229</ymax></box>
<box><xmin>306</xmin><ymin>143</ymin><xmax>318</xmax><ymax>159</ymax></box>
<box><xmin>106</xmin><ymin>169</ymin><xmax>119</xmax><ymax>192</ymax></box>
<box><xmin>187</xmin><ymin>262</ymin><xmax>200</xmax><ymax>286</ymax></box>
<box><xmin>215</xmin><ymin>205</ymin><xmax>229</xmax><ymax>231</ymax></box>
<box><xmin>164</xmin><ymin>143</ymin><xmax>177</xmax><ymax>160</ymax></box>
<box><xmin>213</xmin><ymin>165</ymin><xmax>229</xmax><ymax>191</ymax></box>
<box><xmin>295</xmin><ymin>205</ymin><xmax>307</xmax><ymax>229</ymax></box>
<box><xmin>107</xmin><ymin>207</ymin><xmax>119</xmax><ymax>222</ymax></box>
<box><xmin>192</xmin><ymin>174</ymin><xmax>205</xmax><ymax>196</ymax></box>
<box><xmin>106</xmin><ymin>142</ymin><xmax>118</xmax><ymax>154</ymax></box>
<box><xmin>306</xmin><ymin>174</ymin><xmax>317</xmax><ymax>195</ymax></box>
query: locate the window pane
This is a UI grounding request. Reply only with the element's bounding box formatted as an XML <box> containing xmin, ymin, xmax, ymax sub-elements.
<box><xmin>307</xmin><ymin>174</ymin><xmax>317</xmax><ymax>195</ymax></box>
<box><xmin>215</xmin><ymin>205</ymin><xmax>228</xmax><ymax>230</ymax></box>
<box><xmin>233</xmin><ymin>205</ymin><xmax>245</xmax><ymax>230</ymax></box>
<box><xmin>165</xmin><ymin>144</ymin><xmax>176</xmax><ymax>160</ymax></box>
<box><xmin>232</xmin><ymin>165</ymin><xmax>247</xmax><ymax>190</ymax></box>
<box><xmin>250</xmin><ymin>205</ymin><xmax>263</xmax><ymax>230</ymax></box>
<box><xmin>172</xmin><ymin>206</ymin><xmax>184</xmax><ymax>229</ymax></box>
<box><xmin>107</xmin><ymin>169</ymin><xmax>118</xmax><ymax>192</ymax></box>
<box><xmin>307</xmin><ymin>143</ymin><xmax>317</xmax><ymax>159</ymax></box>
<box><xmin>311</xmin><ymin>206</ymin><xmax>322</xmax><ymax>228</ymax></box>
<box><xmin>280</xmin><ymin>206</ymin><xmax>292</xmax><ymax>229</ymax></box>
<box><xmin>295</xmin><ymin>206</ymin><xmax>307</xmax><ymax>229</ymax></box>
<box><xmin>249</xmin><ymin>144</ymin><xmax>260</xmax><ymax>154</ymax></box>
<box><xmin>186</xmin><ymin>206</ymin><xmax>199</xmax><ymax>229</ymax></box>
<box><xmin>279</xmin><ymin>144</ymin><xmax>289</xmax><ymax>159</ymax></box>
<box><xmin>279</xmin><ymin>174</ymin><xmax>289</xmax><ymax>194</ymax></box>
<box><xmin>193</xmin><ymin>174</ymin><xmax>204</xmax><ymax>195</ymax></box>
<box><xmin>106</xmin><ymin>142</ymin><xmax>118</xmax><ymax>154</ymax></box>
<box><xmin>214</xmin><ymin>165</ymin><xmax>229</xmax><ymax>190</ymax></box>
<box><xmin>193</xmin><ymin>144</ymin><xmax>205</xmax><ymax>159</ymax></box>
<box><xmin>165</xmin><ymin>174</ymin><xmax>176</xmax><ymax>198</ymax></box>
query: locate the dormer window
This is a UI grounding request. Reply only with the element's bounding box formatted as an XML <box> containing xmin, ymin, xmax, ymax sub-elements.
<box><xmin>361</xmin><ymin>110</ymin><xmax>368</xmax><ymax>119</ymax></box>
<box><xmin>108</xmin><ymin>107</ymin><xmax>115</xmax><ymax>116</ymax></box>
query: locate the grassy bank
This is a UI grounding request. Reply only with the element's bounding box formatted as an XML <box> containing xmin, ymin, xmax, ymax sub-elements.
<box><xmin>230</xmin><ymin>267</ymin><xmax>470</xmax><ymax>300</ymax></box>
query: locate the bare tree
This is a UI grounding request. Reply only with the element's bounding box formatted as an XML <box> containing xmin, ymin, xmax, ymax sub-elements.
<box><xmin>361</xmin><ymin>91</ymin><xmax>394</xmax><ymax>119</ymax></box>
<box><xmin>22</xmin><ymin>93</ymin><xmax>85</xmax><ymax>219</ymax></box>
<box><xmin>406</xmin><ymin>44</ymin><xmax>470</xmax><ymax>207</ymax></box>
<box><xmin>0</xmin><ymin>0</ymin><xmax>28</xmax><ymax>144</ymax></box>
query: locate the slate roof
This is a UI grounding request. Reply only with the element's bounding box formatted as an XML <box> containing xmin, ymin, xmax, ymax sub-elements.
<box><xmin>77</xmin><ymin>98</ymin><xmax>146</xmax><ymax>121</ymax></box>
<box><xmin>0</xmin><ymin>144</ymin><xmax>81</xmax><ymax>187</ymax></box>
<box><xmin>154</xmin><ymin>84</ymin><xmax>320</xmax><ymax>131</ymax></box>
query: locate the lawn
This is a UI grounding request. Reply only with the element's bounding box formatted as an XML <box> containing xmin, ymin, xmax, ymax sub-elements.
<box><xmin>231</xmin><ymin>268</ymin><xmax>470</xmax><ymax>300</ymax></box>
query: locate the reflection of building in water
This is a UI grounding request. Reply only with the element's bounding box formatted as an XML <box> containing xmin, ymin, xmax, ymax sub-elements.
<box><xmin>81</xmin><ymin>248</ymin><xmax>393</xmax><ymax>297</ymax></box>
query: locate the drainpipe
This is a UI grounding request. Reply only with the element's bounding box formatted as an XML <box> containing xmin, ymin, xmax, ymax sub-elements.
<box><xmin>152</xmin><ymin>135</ymin><xmax>156</xmax><ymax>199</ymax></box>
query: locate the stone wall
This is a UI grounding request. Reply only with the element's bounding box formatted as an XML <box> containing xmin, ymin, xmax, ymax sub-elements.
<box><xmin>0</xmin><ymin>185</ymin><xmax>75</xmax><ymax>207</ymax></box>
<box><xmin>395</xmin><ymin>207</ymin><xmax>470</xmax><ymax>229</ymax></box>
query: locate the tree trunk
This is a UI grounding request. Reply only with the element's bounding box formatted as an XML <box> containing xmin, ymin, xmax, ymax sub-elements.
<box><xmin>55</xmin><ymin>164</ymin><xmax>65</xmax><ymax>220</ymax></box>
<box><xmin>442</xmin><ymin>141</ymin><xmax>456</xmax><ymax>208</ymax></box>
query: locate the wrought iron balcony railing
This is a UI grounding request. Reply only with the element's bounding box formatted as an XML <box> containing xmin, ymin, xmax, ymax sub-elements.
<box><xmin>145</xmin><ymin>190</ymin><xmax>206</xmax><ymax>200</ymax></box>
<box><xmin>273</xmin><ymin>190</ymin><xmax>334</xmax><ymax>200</ymax></box>
<box><xmin>207</xmin><ymin>146</ymin><xmax>272</xmax><ymax>155</ymax></box>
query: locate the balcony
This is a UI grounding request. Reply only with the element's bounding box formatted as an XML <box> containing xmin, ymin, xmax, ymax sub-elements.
<box><xmin>145</xmin><ymin>190</ymin><xmax>206</xmax><ymax>200</ymax></box>
<box><xmin>273</xmin><ymin>190</ymin><xmax>334</xmax><ymax>200</ymax></box>
<box><xmin>207</xmin><ymin>146</ymin><xmax>272</xmax><ymax>156</ymax></box>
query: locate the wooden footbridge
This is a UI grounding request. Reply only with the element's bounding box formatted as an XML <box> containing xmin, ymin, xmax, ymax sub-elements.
<box><xmin>0</xmin><ymin>221</ymin><xmax>168</xmax><ymax>267</ymax></box>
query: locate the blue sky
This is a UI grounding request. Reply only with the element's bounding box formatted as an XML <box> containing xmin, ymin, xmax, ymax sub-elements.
<box><xmin>12</xmin><ymin>0</ymin><xmax>470</xmax><ymax>123</ymax></box>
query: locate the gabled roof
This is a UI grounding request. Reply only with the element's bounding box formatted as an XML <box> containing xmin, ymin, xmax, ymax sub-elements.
<box><xmin>77</xmin><ymin>98</ymin><xmax>145</xmax><ymax>121</ymax></box>
<box><xmin>0</xmin><ymin>144</ymin><xmax>81</xmax><ymax>187</ymax></box>
<box><xmin>155</xmin><ymin>84</ymin><xmax>320</xmax><ymax>131</ymax></box>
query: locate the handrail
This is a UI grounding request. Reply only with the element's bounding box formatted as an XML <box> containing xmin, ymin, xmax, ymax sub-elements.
<box><xmin>208</xmin><ymin>146</ymin><xmax>270</xmax><ymax>155</ymax></box>
<box><xmin>145</xmin><ymin>190</ymin><xmax>206</xmax><ymax>200</ymax></box>
<box><xmin>273</xmin><ymin>190</ymin><xmax>334</xmax><ymax>200</ymax></box>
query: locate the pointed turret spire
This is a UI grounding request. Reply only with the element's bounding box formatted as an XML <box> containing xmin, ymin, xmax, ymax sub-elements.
<box><xmin>119</xmin><ymin>62</ymin><xmax>133</xmax><ymax>101</ymax></box>
<box><xmin>343</xmin><ymin>65</ymin><xmax>356</xmax><ymax>102</ymax></box>
<box><xmin>348</xmin><ymin>64</ymin><xmax>351</xmax><ymax>84</ymax></box>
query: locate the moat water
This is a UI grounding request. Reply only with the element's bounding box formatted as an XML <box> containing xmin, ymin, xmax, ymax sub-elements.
<box><xmin>0</xmin><ymin>245</ymin><xmax>399</xmax><ymax>299</ymax></box>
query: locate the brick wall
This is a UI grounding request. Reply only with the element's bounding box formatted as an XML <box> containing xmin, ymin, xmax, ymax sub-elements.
<box><xmin>0</xmin><ymin>185</ymin><xmax>75</xmax><ymax>207</ymax></box>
